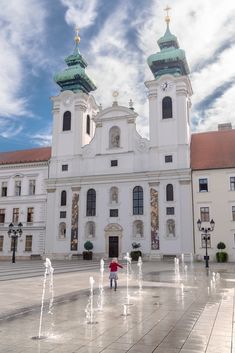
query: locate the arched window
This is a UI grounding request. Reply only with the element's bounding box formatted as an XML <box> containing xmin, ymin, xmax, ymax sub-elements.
<box><xmin>133</xmin><ymin>186</ymin><xmax>143</xmax><ymax>215</ymax></box>
<box><xmin>63</xmin><ymin>111</ymin><xmax>71</xmax><ymax>131</ymax></box>
<box><xmin>59</xmin><ymin>222</ymin><xmax>66</xmax><ymax>238</ymax></box>
<box><xmin>162</xmin><ymin>97</ymin><xmax>172</xmax><ymax>119</ymax></box>
<box><xmin>86</xmin><ymin>189</ymin><xmax>96</xmax><ymax>216</ymax></box>
<box><xmin>166</xmin><ymin>184</ymin><xmax>174</xmax><ymax>201</ymax></box>
<box><xmin>85</xmin><ymin>221</ymin><xmax>95</xmax><ymax>238</ymax></box>
<box><xmin>86</xmin><ymin>115</ymin><xmax>91</xmax><ymax>135</ymax></box>
<box><xmin>133</xmin><ymin>220</ymin><xmax>144</xmax><ymax>237</ymax></box>
<box><xmin>61</xmin><ymin>190</ymin><xmax>67</xmax><ymax>206</ymax></box>
<box><xmin>110</xmin><ymin>186</ymin><xmax>118</xmax><ymax>204</ymax></box>
<box><xmin>109</xmin><ymin>126</ymin><xmax>120</xmax><ymax>148</ymax></box>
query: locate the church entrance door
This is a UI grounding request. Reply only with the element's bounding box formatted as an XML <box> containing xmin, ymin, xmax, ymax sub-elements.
<box><xmin>109</xmin><ymin>236</ymin><xmax>119</xmax><ymax>258</ymax></box>
<box><xmin>104</xmin><ymin>223</ymin><xmax>123</xmax><ymax>258</ymax></box>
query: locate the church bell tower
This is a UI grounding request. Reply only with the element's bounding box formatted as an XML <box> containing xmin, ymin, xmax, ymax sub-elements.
<box><xmin>145</xmin><ymin>7</ymin><xmax>193</xmax><ymax>170</ymax></box>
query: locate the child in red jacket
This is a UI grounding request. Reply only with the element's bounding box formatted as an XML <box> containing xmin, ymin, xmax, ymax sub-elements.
<box><xmin>109</xmin><ymin>258</ymin><xmax>123</xmax><ymax>291</ymax></box>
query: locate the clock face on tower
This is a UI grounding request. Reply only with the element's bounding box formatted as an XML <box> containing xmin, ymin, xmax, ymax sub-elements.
<box><xmin>161</xmin><ymin>81</ymin><xmax>172</xmax><ymax>92</ymax></box>
<box><xmin>63</xmin><ymin>97</ymin><xmax>72</xmax><ymax>106</ymax></box>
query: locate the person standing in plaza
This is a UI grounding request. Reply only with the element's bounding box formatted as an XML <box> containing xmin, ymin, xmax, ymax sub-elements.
<box><xmin>109</xmin><ymin>258</ymin><xmax>123</xmax><ymax>291</ymax></box>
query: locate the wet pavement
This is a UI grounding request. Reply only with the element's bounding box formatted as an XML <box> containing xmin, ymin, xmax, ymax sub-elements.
<box><xmin>0</xmin><ymin>260</ymin><xmax>235</xmax><ymax>352</ymax></box>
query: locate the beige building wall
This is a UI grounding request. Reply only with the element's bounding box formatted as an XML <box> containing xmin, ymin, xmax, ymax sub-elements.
<box><xmin>193</xmin><ymin>168</ymin><xmax>235</xmax><ymax>261</ymax></box>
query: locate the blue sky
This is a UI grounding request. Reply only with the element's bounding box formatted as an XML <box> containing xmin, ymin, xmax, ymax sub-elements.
<box><xmin>0</xmin><ymin>0</ymin><xmax>235</xmax><ymax>152</ymax></box>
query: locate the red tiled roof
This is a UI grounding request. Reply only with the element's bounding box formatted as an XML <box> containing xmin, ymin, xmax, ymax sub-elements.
<box><xmin>191</xmin><ymin>130</ymin><xmax>235</xmax><ymax>170</ymax></box>
<box><xmin>0</xmin><ymin>147</ymin><xmax>51</xmax><ymax>165</ymax></box>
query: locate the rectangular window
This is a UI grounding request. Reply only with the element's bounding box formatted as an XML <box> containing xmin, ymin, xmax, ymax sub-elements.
<box><xmin>199</xmin><ymin>178</ymin><xmax>208</xmax><ymax>192</ymax></box>
<box><xmin>60</xmin><ymin>211</ymin><xmax>66</xmax><ymax>218</ymax></box>
<box><xmin>111</xmin><ymin>160</ymin><xmax>118</xmax><ymax>167</ymax></box>
<box><xmin>165</xmin><ymin>155</ymin><xmax>173</xmax><ymax>163</ymax></box>
<box><xmin>25</xmin><ymin>235</ymin><xmax>32</xmax><ymax>252</ymax></box>
<box><xmin>27</xmin><ymin>207</ymin><xmax>34</xmax><ymax>223</ymax></box>
<box><xmin>12</xmin><ymin>208</ymin><xmax>19</xmax><ymax>223</ymax></box>
<box><xmin>232</xmin><ymin>206</ymin><xmax>235</xmax><ymax>221</ymax></box>
<box><xmin>0</xmin><ymin>209</ymin><xmax>5</xmax><ymax>224</ymax></box>
<box><xmin>15</xmin><ymin>181</ymin><xmax>21</xmax><ymax>196</ymax></box>
<box><xmin>1</xmin><ymin>182</ymin><xmax>7</xmax><ymax>197</ymax></box>
<box><xmin>29</xmin><ymin>180</ymin><xmax>36</xmax><ymax>195</ymax></box>
<box><xmin>62</xmin><ymin>164</ymin><xmax>68</xmax><ymax>171</ymax></box>
<box><xmin>10</xmin><ymin>237</ymin><xmax>18</xmax><ymax>252</ymax></box>
<box><xmin>166</xmin><ymin>207</ymin><xmax>174</xmax><ymax>215</ymax></box>
<box><xmin>201</xmin><ymin>234</ymin><xmax>211</xmax><ymax>248</ymax></box>
<box><xmin>230</xmin><ymin>177</ymin><xmax>235</xmax><ymax>191</ymax></box>
<box><xmin>200</xmin><ymin>207</ymin><xmax>210</xmax><ymax>222</ymax></box>
<box><xmin>110</xmin><ymin>209</ymin><xmax>118</xmax><ymax>217</ymax></box>
<box><xmin>0</xmin><ymin>236</ymin><xmax>3</xmax><ymax>251</ymax></box>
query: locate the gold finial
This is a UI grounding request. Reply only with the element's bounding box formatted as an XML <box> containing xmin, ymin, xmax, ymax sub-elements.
<box><xmin>74</xmin><ymin>26</ymin><xmax>80</xmax><ymax>45</ymax></box>
<box><xmin>112</xmin><ymin>90</ymin><xmax>119</xmax><ymax>99</ymax></box>
<box><xmin>164</xmin><ymin>5</ymin><xmax>171</xmax><ymax>24</ymax></box>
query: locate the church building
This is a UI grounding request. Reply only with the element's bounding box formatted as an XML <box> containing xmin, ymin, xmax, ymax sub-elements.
<box><xmin>0</xmin><ymin>14</ymin><xmax>234</xmax><ymax>261</ymax></box>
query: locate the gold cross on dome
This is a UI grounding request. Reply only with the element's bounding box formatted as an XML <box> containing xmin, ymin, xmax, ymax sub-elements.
<box><xmin>164</xmin><ymin>5</ymin><xmax>171</xmax><ymax>23</ymax></box>
<box><xmin>74</xmin><ymin>26</ymin><xmax>80</xmax><ymax>44</ymax></box>
<box><xmin>164</xmin><ymin>5</ymin><xmax>171</xmax><ymax>16</ymax></box>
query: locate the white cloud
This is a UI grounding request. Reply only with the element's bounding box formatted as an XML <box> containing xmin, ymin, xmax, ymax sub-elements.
<box><xmin>60</xmin><ymin>0</ymin><xmax>98</xmax><ymax>28</ymax></box>
<box><xmin>0</xmin><ymin>0</ymin><xmax>47</xmax><ymax>121</ymax></box>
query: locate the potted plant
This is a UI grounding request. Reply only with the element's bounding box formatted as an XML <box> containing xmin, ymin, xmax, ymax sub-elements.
<box><xmin>130</xmin><ymin>242</ymin><xmax>142</xmax><ymax>261</ymax></box>
<box><xmin>83</xmin><ymin>240</ymin><xmax>93</xmax><ymax>260</ymax></box>
<box><xmin>216</xmin><ymin>242</ymin><xmax>228</xmax><ymax>262</ymax></box>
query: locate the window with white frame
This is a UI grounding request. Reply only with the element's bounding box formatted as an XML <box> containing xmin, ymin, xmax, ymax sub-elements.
<box><xmin>27</xmin><ymin>207</ymin><xmax>34</xmax><ymax>223</ymax></box>
<box><xmin>29</xmin><ymin>180</ymin><xmax>36</xmax><ymax>195</ymax></box>
<box><xmin>0</xmin><ymin>209</ymin><xmax>5</xmax><ymax>224</ymax></box>
<box><xmin>200</xmin><ymin>207</ymin><xmax>210</xmax><ymax>222</ymax></box>
<box><xmin>232</xmin><ymin>206</ymin><xmax>235</xmax><ymax>221</ymax></box>
<box><xmin>25</xmin><ymin>235</ymin><xmax>32</xmax><ymax>252</ymax></box>
<box><xmin>230</xmin><ymin>177</ymin><xmax>235</xmax><ymax>191</ymax></box>
<box><xmin>12</xmin><ymin>208</ymin><xmax>19</xmax><ymax>223</ymax></box>
<box><xmin>199</xmin><ymin>178</ymin><xmax>208</xmax><ymax>192</ymax></box>
<box><xmin>1</xmin><ymin>182</ymin><xmax>7</xmax><ymax>197</ymax></box>
<box><xmin>15</xmin><ymin>180</ymin><xmax>21</xmax><ymax>196</ymax></box>
<box><xmin>0</xmin><ymin>236</ymin><xmax>3</xmax><ymax>251</ymax></box>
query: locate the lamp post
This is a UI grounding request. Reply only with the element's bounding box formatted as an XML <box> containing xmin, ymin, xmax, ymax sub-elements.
<box><xmin>197</xmin><ymin>219</ymin><xmax>215</xmax><ymax>268</ymax></box>
<box><xmin>8</xmin><ymin>222</ymin><xmax>23</xmax><ymax>263</ymax></box>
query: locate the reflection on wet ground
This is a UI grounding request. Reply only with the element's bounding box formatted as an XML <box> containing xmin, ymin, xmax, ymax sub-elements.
<box><xmin>0</xmin><ymin>263</ymin><xmax>235</xmax><ymax>353</ymax></box>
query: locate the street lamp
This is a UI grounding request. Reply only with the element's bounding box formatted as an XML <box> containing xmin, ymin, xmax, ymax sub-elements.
<box><xmin>197</xmin><ymin>218</ymin><xmax>215</xmax><ymax>268</ymax></box>
<box><xmin>8</xmin><ymin>222</ymin><xmax>23</xmax><ymax>263</ymax></box>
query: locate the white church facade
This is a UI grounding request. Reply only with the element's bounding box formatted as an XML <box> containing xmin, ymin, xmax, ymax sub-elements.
<box><xmin>0</xmin><ymin>17</ymin><xmax>235</xmax><ymax>261</ymax></box>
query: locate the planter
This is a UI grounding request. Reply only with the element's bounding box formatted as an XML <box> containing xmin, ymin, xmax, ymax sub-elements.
<box><xmin>83</xmin><ymin>251</ymin><xmax>93</xmax><ymax>260</ymax></box>
<box><xmin>216</xmin><ymin>251</ymin><xmax>228</xmax><ymax>262</ymax></box>
<box><xmin>130</xmin><ymin>250</ymin><xmax>142</xmax><ymax>261</ymax></box>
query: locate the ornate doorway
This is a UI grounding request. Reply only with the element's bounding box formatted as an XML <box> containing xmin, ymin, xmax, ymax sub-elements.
<box><xmin>104</xmin><ymin>223</ymin><xmax>123</xmax><ymax>258</ymax></box>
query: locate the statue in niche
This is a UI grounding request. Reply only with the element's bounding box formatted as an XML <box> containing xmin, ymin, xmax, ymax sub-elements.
<box><xmin>59</xmin><ymin>223</ymin><xmax>66</xmax><ymax>239</ymax></box>
<box><xmin>167</xmin><ymin>219</ymin><xmax>175</xmax><ymax>237</ymax></box>
<box><xmin>135</xmin><ymin>221</ymin><xmax>143</xmax><ymax>237</ymax></box>
<box><xmin>111</xmin><ymin>188</ymin><xmax>118</xmax><ymax>203</ymax></box>
<box><xmin>110</xmin><ymin>127</ymin><xmax>120</xmax><ymax>148</ymax></box>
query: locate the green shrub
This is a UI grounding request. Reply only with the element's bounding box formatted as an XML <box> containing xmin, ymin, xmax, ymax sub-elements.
<box><xmin>130</xmin><ymin>250</ymin><xmax>142</xmax><ymax>261</ymax></box>
<box><xmin>216</xmin><ymin>242</ymin><xmax>228</xmax><ymax>262</ymax></box>
<box><xmin>84</xmin><ymin>241</ymin><xmax>93</xmax><ymax>252</ymax></box>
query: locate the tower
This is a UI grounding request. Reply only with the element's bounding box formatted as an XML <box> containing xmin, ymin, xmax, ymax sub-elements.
<box><xmin>145</xmin><ymin>7</ymin><xmax>193</xmax><ymax>171</ymax></box>
<box><xmin>51</xmin><ymin>29</ymin><xmax>98</xmax><ymax>160</ymax></box>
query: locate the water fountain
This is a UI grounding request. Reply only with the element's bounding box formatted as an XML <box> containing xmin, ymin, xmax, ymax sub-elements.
<box><xmin>85</xmin><ymin>276</ymin><xmax>97</xmax><ymax>324</ymax></box>
<box><xmin>97</xmin><ymin>258</ymin><xmax>105</xmax><ymax>311</ymax></box>
<box><xmin>137</xmin><ymin>256</ymin><xmax>143</xmax><ymax>291</ymax></box>
<box><xmin>124</xmin><ymin>252</ymin><xmax>132</xmax><ymax>306</ymax></box>
<box><xmin>32</xmin><ymin>258</ymin><xmax>54</xmax><ymax>340</ymax></box>
<box><xmin>174</xmin><ymin>257</ymin><xmax>180</xmax><ymax>283</ymax></box>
